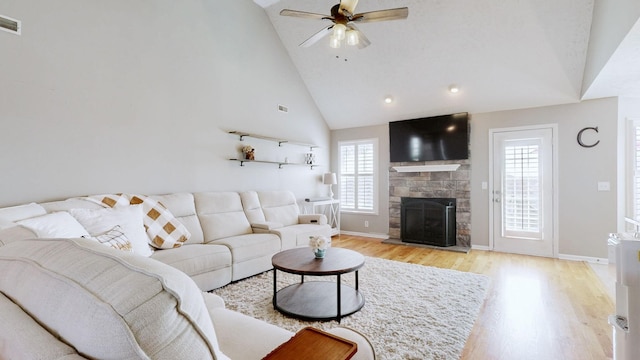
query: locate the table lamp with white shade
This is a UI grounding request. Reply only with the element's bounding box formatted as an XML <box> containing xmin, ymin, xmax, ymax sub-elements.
<box><xmin>323</xmin><ymin>172</ymin><xmax>337</xmax><ymax>199</ymax></box>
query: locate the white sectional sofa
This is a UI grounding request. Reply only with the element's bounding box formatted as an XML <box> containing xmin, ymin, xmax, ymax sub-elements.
<box><xmin>0</xmin><ymin>190</ymin><xmax>376</xmax><ymax>359</ymax></box>
<box><xmin>0</xmin><ymin>190</ymin><xmax>331</xmax><ymax>291</ymax></box>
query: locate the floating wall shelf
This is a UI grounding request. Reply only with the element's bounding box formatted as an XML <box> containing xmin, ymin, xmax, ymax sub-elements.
<box><xmin>228</xmin><ymin>131</ymin><xmax>318</xmax><ymax>152</ymax></box>
<box><xmin>229</xmin><ymin>158</ymin><xmax>319</xmax><ymax>169</ymax></box>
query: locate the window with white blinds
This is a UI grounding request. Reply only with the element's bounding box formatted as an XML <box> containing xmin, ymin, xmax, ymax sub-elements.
<box><xmin>339</xmin><ymin>139</ymin><xmax>377</xmax><ymax>213</ymax></box>
<box><xmin>502</xmin><ymin>139</ymin><xmax>543</xmax><ymax>239</ymax></box>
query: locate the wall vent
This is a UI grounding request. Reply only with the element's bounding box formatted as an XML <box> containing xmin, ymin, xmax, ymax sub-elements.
<box><xmin>278</xmin><ymin>104</ymin><xmax>288</xmax><ymax>113</ymax></box>
<box><xmin>0</xmin><ymin>15</ymin><xmax>21</xmax><ymax>35</ymax></box>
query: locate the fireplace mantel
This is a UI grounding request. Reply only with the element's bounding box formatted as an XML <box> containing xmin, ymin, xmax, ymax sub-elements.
<box><xmin>391</xmin><ymin>164</ymin><xmax>461</xmax><ymax>173</ymax></box>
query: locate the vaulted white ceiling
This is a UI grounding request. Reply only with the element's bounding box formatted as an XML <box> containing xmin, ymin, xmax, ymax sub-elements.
<box><xmin>255</xmin><ymin>0</ymin><xmax>640</xmax><ymax>130</ymax></box>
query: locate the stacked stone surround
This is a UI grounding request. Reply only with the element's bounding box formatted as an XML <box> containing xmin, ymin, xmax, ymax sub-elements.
<box><xmin>389</xmin><ymin>160</ymin><xmax>471</xmax><ymax>248</ymax></box>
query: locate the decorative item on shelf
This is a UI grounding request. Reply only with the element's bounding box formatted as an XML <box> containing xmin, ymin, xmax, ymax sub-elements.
<box><xmin>242</xmin><ymin>145</ymin><xmax>255</xmax><ymax>160</ymax></box>
<box><xmin>304</xmin><ymin>153</ymin><xmax>316</xmax><ymax>165</ymax></box>
<box><xmin>323</xmin><ymin>172</ymin><xmax>337</xmax><ymax>199</ymax></box>
<box><xmin>309</xmin><ymin>235</ymin><xmax>331</xmax><ymax>258</ymax></box>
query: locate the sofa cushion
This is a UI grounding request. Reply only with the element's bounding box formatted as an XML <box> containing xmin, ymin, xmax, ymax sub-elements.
<box><xmin>195</xmin><ymin>192</ymin><xmax>253</xmax><ymax>241</ymax></box>
<box><xmin>69</xmin><ymin>206</ymin><xmax>153</xmax><ymax>257</ymax></box>
<box><xmin>211</xmin><ymin>233</ymin><xmax>281</xmax><ymax>281</ymax></box>
<box><xmin>17</xmin><ymin>212</ymin><xmax>91</xmax><ymax>238</ymax></box>
<box><xmin>151</xmin><ymin>193</ymin><xmax>204</xmax><ymax>244</ymax></box>
<box><xmin>0</xmin><ymin>292</ymin><xmax>88</xmax><ymax>359</ymax></box>
<box><xmin>211</xmin><ymin>233</ymin><xmax>280</xmax><ymax>263</ymax></box>
<box><xmin>239</xmin><ymin>191</ymin><xmax>267</xmax><ymax>224</ymax></box>
<box><xmin>151</xmin><ymin>244</ymin><xmax>232</xmax><ymax>291</ymax></box>
<box><xmin>0</xmin><ymin>238</ymin><xmax>226</xmax><ymax>360</ymax></box>
<box><xmin>257</xmin><ymin>191</ymin><xmax>300</xmax><ymax>226</ymax></box>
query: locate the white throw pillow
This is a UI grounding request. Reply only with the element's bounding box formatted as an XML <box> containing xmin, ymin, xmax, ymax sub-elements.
<box><xmin>69</xmin><ymin>206</ymin><xmax>153</xmax><ymax>257</ymax></box>
<box><xmin>0</xmin><ymin>202</ymin><xmax>47</xmax><ymax>226</ymax></box>
<box><xmin>85</xmin><ymin>225</ymin><xmax>134</xmax><ymax>253</ymax></box>
<box><xmin>17</xmin><ymin>212</ymin><xmax>90</xmax><ymax>238</ymax></box>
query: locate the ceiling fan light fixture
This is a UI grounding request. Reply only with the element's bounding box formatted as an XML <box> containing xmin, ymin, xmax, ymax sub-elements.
<box><xmin>346</xmin><ymin>30</ymin><xmax>359</xmax><ymax>46</ymax></box>
<box><xmin>329</xmin><ymin>35</ymin><xmax>341</xmax><ymax>49</ymax></box>
<box><xmin>333</xmin><ymin>23</ymin><xmax>347</xmax><ymax>41</ymax></box>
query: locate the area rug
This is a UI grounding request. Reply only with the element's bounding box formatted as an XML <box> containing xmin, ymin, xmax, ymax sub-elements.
<box><xmin>212</xmin><ymin>257</ymin><xmax>490</xmax><ymax>360</ymax></box>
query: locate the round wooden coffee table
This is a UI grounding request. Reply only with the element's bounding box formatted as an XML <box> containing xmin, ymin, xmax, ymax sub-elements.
<box><xmin>272</xmin><ymin>247</ymin><xmax>365</xmax><ymax>321</ymax></box>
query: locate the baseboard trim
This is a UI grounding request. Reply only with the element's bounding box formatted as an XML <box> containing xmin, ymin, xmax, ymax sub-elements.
<box><xmin>558</xmin><ymin>253</ymin><xmax>608</xmax><ymax>264</ymax></box>
<box><xmin>339</xmin><ymin>231</ymin><xmax>389</xmax><ymax>239</ymax></box>
<box><xmin>468</xmin><ymin>246</ymin><xmax>608</xmax><ymax>263</ymax></box>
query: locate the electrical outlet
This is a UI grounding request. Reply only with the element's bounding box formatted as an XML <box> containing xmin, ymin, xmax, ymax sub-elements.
<box><xmin>364</xmin><ymin>221</ymin><xmax>369</xmax><ymax>228</ymax></box>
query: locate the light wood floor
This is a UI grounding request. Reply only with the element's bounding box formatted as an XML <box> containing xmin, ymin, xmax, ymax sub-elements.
<box><xmin>332</xmin><ymin>235</ymin><xmax>614</xmax><ymax>360</ymax></box>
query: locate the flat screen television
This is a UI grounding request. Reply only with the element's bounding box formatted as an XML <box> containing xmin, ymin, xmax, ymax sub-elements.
<box><xmin>389</xmin><ymin>113</ymin><xmax>469</xmax><ymax>162</ymax></box>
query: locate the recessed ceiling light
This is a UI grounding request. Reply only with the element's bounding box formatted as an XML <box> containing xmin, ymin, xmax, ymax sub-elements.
<box><xmin>384</xmin><ymin>96</ymin><xmax>393</xmax><ymax>104</ymax></box>
<box><xmin>448</xmin><ymin>85</ymin><xmax>460</xmax><ymax>93</ymax></box>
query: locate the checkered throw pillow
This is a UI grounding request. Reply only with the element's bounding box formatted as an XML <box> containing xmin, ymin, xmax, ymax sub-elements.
<box><xmin>129</xmin><ymin>195</ymin><xmax>190</xmax><ymax>249</ymax></box>
<box><xmin>86</xmin><ymin>194</ymin><xmax>130</xmax><ymax>208</ymax></box>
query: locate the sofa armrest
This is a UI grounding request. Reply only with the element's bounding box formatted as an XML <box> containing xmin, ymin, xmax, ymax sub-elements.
<box><xmin>209</xmin><ymin>308</ymin><xmax>294</xmax><ymax>359</ymax></box>
<box><xmin>0</xmin><ymin>225</ymin><xmax>37</xmax><ymax>247</ymax></box>
<box><xmin>202</xmin><ymin>292</ymin><xmax>225</xmax><ymax>310</ymax></box>
<box><xmin>251</xmin><ymin>221</ymin><xmax>284</xmax><ymax>230</ymax></box>
<box><xmin>326</xmin><ymin>327</ymin><xmax>376</xmax><ymax>360</ymax></box>
<box><xmin>298</xmin><ymin>214</ymin><xmax>328</xmax><ymax>225</ymax></box>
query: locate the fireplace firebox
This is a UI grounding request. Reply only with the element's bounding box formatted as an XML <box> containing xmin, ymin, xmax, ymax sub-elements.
<box><xmin>401</xmin><ymin>197</ymin><xmax>456</xmax><ymax>247</ymax></box>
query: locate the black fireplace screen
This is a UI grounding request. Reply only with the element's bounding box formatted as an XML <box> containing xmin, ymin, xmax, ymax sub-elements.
<box><xmin>401</xmin><ymin>197</ymin><xmax>456</xmax><ymax>247</ymax></box>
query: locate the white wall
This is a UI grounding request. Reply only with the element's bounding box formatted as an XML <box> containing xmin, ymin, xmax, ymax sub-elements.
<box><xmin>0</xmin><ymin>0</ymin><xmax>330</xmax><ymax>206</ymax></box>
<box><xmin>582</xmin><ymin>0</ymin><xmax>640</xmax><ymax>95</ymax></box>
<box><xmin>471</xmin><ymin>98</ymin><xmax>618</xmax><ymax>258</ymax></box>
<box><xmin>330</xmin><ymin>124</ymin><xmax>390</xmax><ymax>236</ymax></box>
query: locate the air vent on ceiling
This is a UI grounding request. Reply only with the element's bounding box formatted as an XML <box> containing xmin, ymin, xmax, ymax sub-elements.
<box><xmin>0</xmin><ymin>14</ymin><xmax>21</xmax><ymax>35</ymax></box>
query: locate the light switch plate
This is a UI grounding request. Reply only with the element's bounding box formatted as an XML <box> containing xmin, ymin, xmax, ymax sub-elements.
<box><xmin>597</xmin><ymin>181</ymin><xmax>610</xmax><ymax>191</ymax></box>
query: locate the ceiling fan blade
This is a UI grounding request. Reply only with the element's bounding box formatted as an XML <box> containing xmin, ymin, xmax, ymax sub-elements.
<box><xmin>339</xmin><ymin>0</ymin><xmax>359</xmax><ymax>15</ymax></box>
<box><xmin>280</xmin><ymin>9</ymin><xmax>332</xmax><ymax>21</ymax></box>
<box><xmin>347</xmin><ymin>24</ymin><xmax>371</xmax><ymax>49</ymax></box>
<box><xmin>352</xmin><ymin>7</ymin><xmax>409</xmax><ymax>23</ymax></box>
<box><xmin>300</xmin><ymin>25</ymin><xmax>333</xmax><ymax>47</ymax></box>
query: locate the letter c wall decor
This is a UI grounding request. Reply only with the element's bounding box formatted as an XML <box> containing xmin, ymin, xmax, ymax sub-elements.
<box><xmin>577</xmin><ymin>126</ymin><xmax>600</xmax><ymax>148</ymax></box>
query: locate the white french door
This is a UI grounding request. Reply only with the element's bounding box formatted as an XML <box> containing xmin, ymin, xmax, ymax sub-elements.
<box><xmin>490</xmin><ymin>126</ymin><xmax>556</xmax><ymax>257</ymax></box>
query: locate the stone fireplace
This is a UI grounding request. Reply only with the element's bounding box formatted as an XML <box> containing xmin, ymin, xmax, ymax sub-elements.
<box><xmin>389</xmin><ymin>160</ymin><xmax>470</xmax><ymax>248</ymax></box>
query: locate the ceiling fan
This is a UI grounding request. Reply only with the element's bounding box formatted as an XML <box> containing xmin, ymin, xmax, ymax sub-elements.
<box><xmin>279</xmin><ymin>0</ymin><xmax>409</xmax><ymax>49</ymax></box>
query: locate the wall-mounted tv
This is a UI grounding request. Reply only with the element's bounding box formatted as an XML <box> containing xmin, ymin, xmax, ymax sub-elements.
<box><xmin>389</xmin><ymin>112</ymin><xmax>469</xmax><ymax>162</ymax></box>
